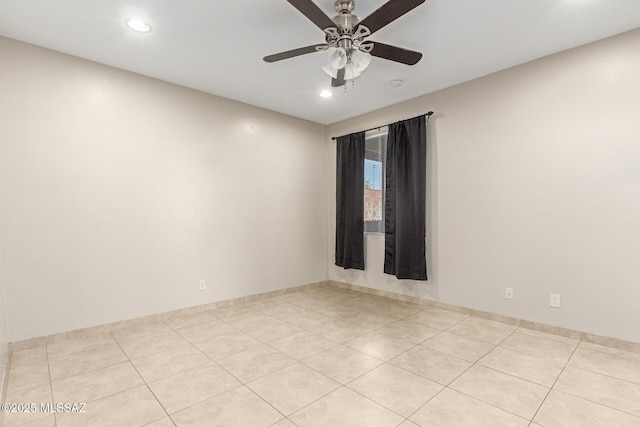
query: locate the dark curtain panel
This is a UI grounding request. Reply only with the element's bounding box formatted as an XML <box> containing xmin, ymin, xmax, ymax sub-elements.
<box><xmin>384</xmin><ymin>116</ymin><xmax>427</xmax><ymax>280</ymax></box>
<box><xmin>335</xmin><ymin>132</ymin><xmax>365</xmax><ymax>270</ymax></box>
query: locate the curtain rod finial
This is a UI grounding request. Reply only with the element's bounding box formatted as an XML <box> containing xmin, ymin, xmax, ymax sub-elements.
<box><xmin>426</xmin><ymin>111</ymin><xmax>434</xmax><ymax>117</ymax></box>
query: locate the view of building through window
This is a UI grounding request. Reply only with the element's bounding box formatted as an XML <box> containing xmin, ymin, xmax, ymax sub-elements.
<box><xmin>364</xmin><ymin>128</ymin><xmax>388</xmax><ymax>234</ymax></box>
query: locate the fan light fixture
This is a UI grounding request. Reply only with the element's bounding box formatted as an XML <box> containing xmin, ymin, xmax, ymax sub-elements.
<box><xmin>321</xmin><ymin>46</ymin><xmax>371</xmax><ymax>82</ymax></box>
<box><xmin>322</xmin><ymin>47</ymin><xmax>348</xmax><ymax>79</ymax></box>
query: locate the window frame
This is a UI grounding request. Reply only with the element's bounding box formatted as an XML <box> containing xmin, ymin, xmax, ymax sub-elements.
<box><xmin>363</xmin><ymin>127</ymin><xmax>388</xmax><ymax>235</ymax></box>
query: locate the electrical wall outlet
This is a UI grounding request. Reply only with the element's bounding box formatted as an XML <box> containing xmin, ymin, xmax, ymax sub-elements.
<box><xmin>550</xmin><ymin>293</ymin><xmax>561</xmax><ymax>308</ymax></box>
<box><xmin>199</xmin><ymin>280</ymin><xmax>206</xmax><ymax>291</ymax></box>
<box><xmin>505</xmin><ymin>288</ymin><xmax>513</xmax><ymax>300</ymax></box>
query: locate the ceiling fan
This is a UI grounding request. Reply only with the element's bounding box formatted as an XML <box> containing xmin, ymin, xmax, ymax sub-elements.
<box><xmin>264</xmin><ymin>0</ymin><xmax>425</xmax><ymax>87</ymax></box>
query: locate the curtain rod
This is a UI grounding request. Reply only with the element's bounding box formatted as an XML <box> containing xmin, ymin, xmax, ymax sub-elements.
<box><xmin>331</xmin><ymin>111</ymin><xmax>434</xmax><ymax>141</ymax></box>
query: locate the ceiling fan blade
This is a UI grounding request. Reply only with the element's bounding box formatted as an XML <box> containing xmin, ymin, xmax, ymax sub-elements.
<box><xmin>370</xmin><ymin>41</ymin><xmax>422</xmax><ymax>65</ymax></box>
<box><xmin>358</xmin><ymin>0</ymin><xmax>425</xmax><ymax>35</ymax></box>
<box><xmin>263</xmin><ymin>44</ymin><xmax>328</xmax><ymax>63</ymax></box>
<box><xmin>331</xmin><ymin>68</ymin><xmax>346</xmax><ymax>87</ymax></box>
<box><xmin>286</xmin><ymin>0</ymin><xmax>335</xmax><ymax>30</ymax></box>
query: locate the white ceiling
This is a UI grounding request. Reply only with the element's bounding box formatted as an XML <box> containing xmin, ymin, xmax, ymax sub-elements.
<box><xmin>1</xmin><ymin>0</ymin><xmax>639</xmax><ymax>125</ymax></box>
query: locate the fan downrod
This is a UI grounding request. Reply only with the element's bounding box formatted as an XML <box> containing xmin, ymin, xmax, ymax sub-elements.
<box><xmin>334</xmin><ymin>0</ymin><xmax>355</xmax><ymax>14</ymax></box>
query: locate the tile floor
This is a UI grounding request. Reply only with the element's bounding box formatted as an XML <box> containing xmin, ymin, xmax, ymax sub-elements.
<box><xmin>3</xmin><ymin>287</ymin><xmax>640</xmax><ymax>427</ymax></box>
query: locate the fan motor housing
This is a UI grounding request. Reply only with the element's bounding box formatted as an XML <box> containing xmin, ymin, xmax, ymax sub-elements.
<box><xmin>333</xmin><ymin>0</ymin><xmax>359</xmax><ymax>32</ymax></box>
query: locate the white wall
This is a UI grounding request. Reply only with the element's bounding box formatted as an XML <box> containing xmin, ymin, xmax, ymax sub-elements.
<box><xmin>0</xmin><ymin>37</ymin><xmax>328</xmax><ymax>342</ymax></box>
<box><xmin>328</xmin><ymin>29</ymin><xmax>640</xmax><ymax>343</ymax></box>
<box><xmin>0</xmin><ymin>250</ymin><xmax>9</xmax><ymax>396</ymax></box>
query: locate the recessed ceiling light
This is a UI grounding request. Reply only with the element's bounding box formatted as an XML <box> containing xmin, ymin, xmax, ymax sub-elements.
<box><xmin>125</xmin><ymin>18</ymin><xmax>152</xmax><ymax>33</ymax></box>
<box><xmin>320</xmin><ymin>90</ymin><xmax>333</xmax><ymax>98</ymax></box>
<box><xmin>389</xmin><ymin>79</ymin><xmax>404</xmax><ymax>88</ymax></box>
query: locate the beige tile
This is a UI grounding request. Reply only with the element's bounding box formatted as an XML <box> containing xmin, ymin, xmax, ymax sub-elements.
<box><xmin>578</xmin><ymin>341</ymin><xmax>640</xmax><ymax>361</ymax></box>
<box><xmin>342</xmin><ymin>311</ymin><xmax>398</xmax><ymax>329</ymax></box>
<box><xmin>206</xmin><ymin>304</ymin><xmax>256</xmax><ymax>319</ymax></box>
<box><xmin>109</xmin><ymin>315</ymin><xmax>163</xmax><ymax>334</ymax></box>
<box><xmin>111</xmin><ymin>322</ymin><xmax>175</xmax><ymax>341</ymax></box>
<box><xmin>55</xmin><ymin>385</ymin><xmax>166</xmax><ymax>427</ymax></box>
<box><xmin>6</xmin><ymin>356</ymin><xmax>50</xmax><ymax>393</ymax></box>
<box><xmin>410</xmin><ymin>388</ymin><xmax>529</xmax><ymax>427</ymax></box>
<box><xmin>348</xmin><ymin>364</ymin><xmax>442</xmax><ymax>417</ymax></box>
<box><xmin>191</xmin><ymin>330</ymin><xmax>262</xmax><ymax>360</ymax></box>
<box><xmin>289</xmin><ymin>387</ymin><xmax>404</xmax><ymax>427</ymax></box>
<box><xmin>170</xmin><ymin>385</ymin><xmax>282</xmax><ymax>427</ymax></box>
<box><xmin>143</xmin><ymin>418</ymin><xmax>176</xmax><ymax>427</ymax></box>
<box><xmin>345</xmin><ymin>331</ymin><xmax>415</xmax><ymax>361</ymax></box>
<box><xmin>446</xmin><ymin>317</ymin><xmax>517</xmax><ymax>345</ymax></box>
<box><xmin>309</xmin><ymin>320</ymin><xmax>371</xmax><ymax>343</ymax></box>
<box><xmin>174</xmin><ymin>319</ymin><xmax>237</xmax><ymax>343</ymax></box>
<box><xmin>516</xmin><ymin>327</ymin><xmax>580</xmax><ymax>347</ymax></box>
<box><xmin>46</xmin><ymin>325</ymin><xmax>113</xmax><ymax>344</ymax></box>
<box><xmin>148</xmin><ymin>363</ymin><xmax>241</xmax><ymax>414</ymax></box>
<box><xmin>116</xmin><ymin>332</ymin><xmax>190</xmax><ymax>359</ymax></box>
<box><xmin>322</xmin><ymin>295</ymin><xmax>359</xmax><ymax>307</ymax></box>
<box><xmin>582</xmin><ymin>335</ymin><xmax>640</xmax><ymax>355</ymax></box>
<box><xmin>256</xmin><ymin>302</ymin><xmax>307</xmax><ymax>318</ymax></box>
<box><xmin>534</xmin><ymin>390</ymin><xmax>640</xmax><ymax>427</ymax></box>
<box><xmin>554</xmin><ymin>367</ymin><xmax>640</xmax><ymax>416</ymax></box>
<box><xmin>569</xmin><ymin>346</ymin><xmax>640</xmax><ymax>384</ymax></box>
<box><xmin>241</xmin><ymin>299</ymin><xmax>279</xmax><ymax>311</ymax></box>
<box><xmin>500</xmin><ymin>332</ymin><xmax>577</xmax><ymax>363</ymax></box>
<box><xmin>11</xmin><ymin>287</ymin><xmax>638</xmax><ymax>427</ymax></box>
<box><xmin>8</xmin><ymin>346</ymin><xmax>47</xmax><ymax>365</ymax></box>
<box><xmin>243</xmin><ymin>319</ymin><xmax>305</xmax><ymax>343</ymax></box>
<box><xmin>271</xmin><ymin>419</ymin><xmax>297</xmax><ymax>427</ymax></box>
<box><xmin>422</xmin><ymin>331</ymin><xmax>494</xmax><ymax>362</ymax></box>
<box><xmin>12</xmin><ymin>416</ymin><xmax>56</xmax><ymax>427</ymax></box>
<box><xmin>479</xmin><ymin>346</ymin><xmax>565</xmax><ymax>387</ymax></box>
<box><xmin>131</xmin><ymin>346</ymin><xmax>211</xmax><ymax>383</ymax></box>
<box><xmin>3</xmin><ymin>384</ymin><xmax>52</xmax><ymax>427</ymax></box>
<box><xmin>223</xmin><ymin>311</ymin><xmax>276</xmax><ymax>330</ymax></box>
<box><xmin>162</xmin><ymin>311</ymin><xmax>215</xmax><ymax>330</ymax></box>
<box><xmin>377</xmin><ymin>320</ymin><xmax>440</xmax><ymax>344</ymax></box>
<box><xmin>217</xmin><ymin>345</ymin><xmax>297</xmax><ymax>383</ymax></box>
<box><xmin>370</xmin><ymin>302</ymin><xmax>423</xmax><ymax>319</ymax></box>
<box><xmin>390</xmin><ymin>345</ymin><xmax>471</xmax><ymax>385</ymax></box>
<box><xmin>48</xmin><ymin>342</ymin><xmax>128</xmax><ymax>381</ymax></box>
<box><xmin>247</xmin><ymin>363</ymin><xmax>340</xmax><ymax>415</ymax></box>
<box><xmin>292</xmin><ymin>297</ymin><xmax>337</xmax><ymax>311</ymax></box>
<box><xmin>303</xmin><ymin>345</ymin><xmax>382</xmax><ymax>384</ymax></box>
<box><xmin>52</xmin><ymin>361</ymin><xmax>144</xmax><ymax>403</ymax></box>
<box><xmin>263</xmin><ymin>294</ymin><xmax>303</xmax><ymax>306</ymax></box>
<box><xmin>404</xmin><ymin>309</ymin><xmax>468</xmax><ymax>330</ymax></box>
<box><xmin>449</xmin><ymin>365</ymin><xmax>549</xmax><ymax>420</ymax></box>
<box><xmin>7</xmin><ymin>337</ymin><xmax>47</xmax><ymax>352</ymax></box>
<box><xmin>4</xmin><ymin>382</ymin><xmax>52</xmax><ymax>404</ymax></box>
<box><xmin>270</xmin><ymin>331</ymin><xmax>338</xmax><ymax>360</ymax></box>
<box><xmin>312</xmin><ymin>302</ymin><xmax>363</xmax><ymax>319</ymax></box>
<box><xmin>46</xmin><ymin>334</ymin><xmax>118</xmax><ymax>358</ymax></box>
<box><xmin>344</xmin><ymin>297</ymin><xmax>388</xmax><ymax>311</ymax></box>
<box><xmin>280</xmin><ymin>311</ymin><xmax>336</xmax><ymax>329</ymax></box>
<box><xmin>399</xmin><ymin>421</ymin><xmax>421</xmax><ymax>427</ymax></box>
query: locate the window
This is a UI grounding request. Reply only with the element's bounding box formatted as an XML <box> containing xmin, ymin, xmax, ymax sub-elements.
<box><xmin>364</xmin><ymin>127</ymin><xmax>388</xmax><ymax>234</ymax></box>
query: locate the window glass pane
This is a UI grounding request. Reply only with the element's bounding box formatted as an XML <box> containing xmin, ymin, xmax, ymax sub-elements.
<box><xmin>364</xmin><ymin>128</ymin><xmax>387</xmax><ymax>234</ymax></box>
